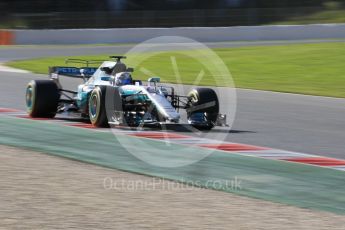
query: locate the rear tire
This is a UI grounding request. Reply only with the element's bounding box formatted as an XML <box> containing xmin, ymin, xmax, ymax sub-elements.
<box><xmin>88</xmin><ymin>86</ymin><xmax>109</xmax><ymax>127</ymax></box>
<box><xmin>26</xmin><ymin>80</ymin><xmax>60</xmax><ymax>118</ymax></box>
<box><xmin>187</xmin><ymin>88</ymin><xmax>219</xmax><ymax>130</ymax></box>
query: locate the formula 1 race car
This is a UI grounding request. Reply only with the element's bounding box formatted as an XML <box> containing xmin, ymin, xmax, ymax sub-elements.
<box><xmin>25</xmin><ymin>56</ymin><xmax>227</xmax><ymax>130</ymax></box>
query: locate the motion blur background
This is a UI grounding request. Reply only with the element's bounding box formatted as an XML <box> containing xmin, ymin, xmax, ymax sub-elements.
<box><xmin>1</xmin><ymin>0</ymin><xmax>345</xmax><ymax>29</ymax></box>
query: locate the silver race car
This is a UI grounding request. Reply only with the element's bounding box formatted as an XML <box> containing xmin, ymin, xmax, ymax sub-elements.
<box><xmin>26</xmin><ymin>56</ymin><xmax>226</xmax><ymax>130</ymax></box>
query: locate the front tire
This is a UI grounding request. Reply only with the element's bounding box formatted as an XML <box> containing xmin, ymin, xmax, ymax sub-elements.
<box><xmin>187</xmin><ymin>88</ymin><xmax>219</xmax><ymax>130</ymax></box>
<box><xmin>26</xmin><ymin>80</ymin><xmax>60</xmax><ymax>118</ymax></box>
<box><xmin>88</xmin><ymin>86</ymin><xmax>109</xmax><ymax>127</ymax></box>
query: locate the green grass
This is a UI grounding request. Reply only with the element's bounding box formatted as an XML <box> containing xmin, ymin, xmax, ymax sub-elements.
<box><xmin>6</xmin><ymin>42</ymin><xmax>345</xmax><ymax>98</ymax></box>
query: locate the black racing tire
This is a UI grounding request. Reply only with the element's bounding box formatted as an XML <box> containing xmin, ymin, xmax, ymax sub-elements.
<box><xmin>26</xmin><ymin>80</ymin><xmax>60</xmax><ymax>118</ymax></box>
<box><xmin>187</xmin><ymin>88</ymin><xmax>219</xmax><ymax>130</ymax></box>
<box><xmin>88</xmin><ymin>86</ymin><xmax>109</xmax><ymax>127</ymax></box>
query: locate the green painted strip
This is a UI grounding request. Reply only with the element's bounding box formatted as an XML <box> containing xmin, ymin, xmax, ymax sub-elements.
<box><xmin>1</xmin><ymin>115</ymin><xmax>345</xmax><ymax>214</ymax></box>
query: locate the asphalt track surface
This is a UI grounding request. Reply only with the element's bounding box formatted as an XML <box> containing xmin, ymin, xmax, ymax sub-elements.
<box><xmin>1</xmin><ymin>40</ymin><xmax>345</xmax><ymax>159</ymax></box>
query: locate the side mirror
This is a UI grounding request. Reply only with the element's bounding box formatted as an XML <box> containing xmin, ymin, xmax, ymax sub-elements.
<box><xmin>148</xmin><ymin>77</ymin><xmax>160</xmax><ymax>83</ymax></box>
<box><xmin>148</xmin><ymin>77</ymin><xmax>160</xmax><ymax>90</ymax></box>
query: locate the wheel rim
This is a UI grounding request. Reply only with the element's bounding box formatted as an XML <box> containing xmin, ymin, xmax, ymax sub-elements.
<box><xmin>189</xmin><ymin>91</ymin><xmax>198</xmax><ymax>104</ymax></box>
<box><xmin>26</xmin><ymin>85</ymin><xmax>33</xmax><ymax>110</ymax></box>
<box><xmin>90</xmin><ymin>94</ymin><xmax>98</xmax><ymax>119</ymax></box>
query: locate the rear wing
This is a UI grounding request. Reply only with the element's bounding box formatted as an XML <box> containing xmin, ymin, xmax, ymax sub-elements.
<box><xmin>49</xmin><ymin>66</ymin><xmax>98</xmax><ymax>79</ymax></box>
<box><xmin>49</xmin><ymin>59</ymin><xmax>102</xmax><ymax>79</ymax></box>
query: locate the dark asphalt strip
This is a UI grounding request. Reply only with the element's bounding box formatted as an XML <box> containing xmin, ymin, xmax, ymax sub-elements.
<box><xmin>1</xmin><ymin>71</ymin><xmax>345</xmax><ymax>159</ymax></box>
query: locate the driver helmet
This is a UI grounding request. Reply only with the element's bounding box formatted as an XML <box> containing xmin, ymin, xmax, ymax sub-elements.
<box><xmin>114</xmin><ymin>72</ymin><xmax>132</xmax><ymax>86</ymax></box>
